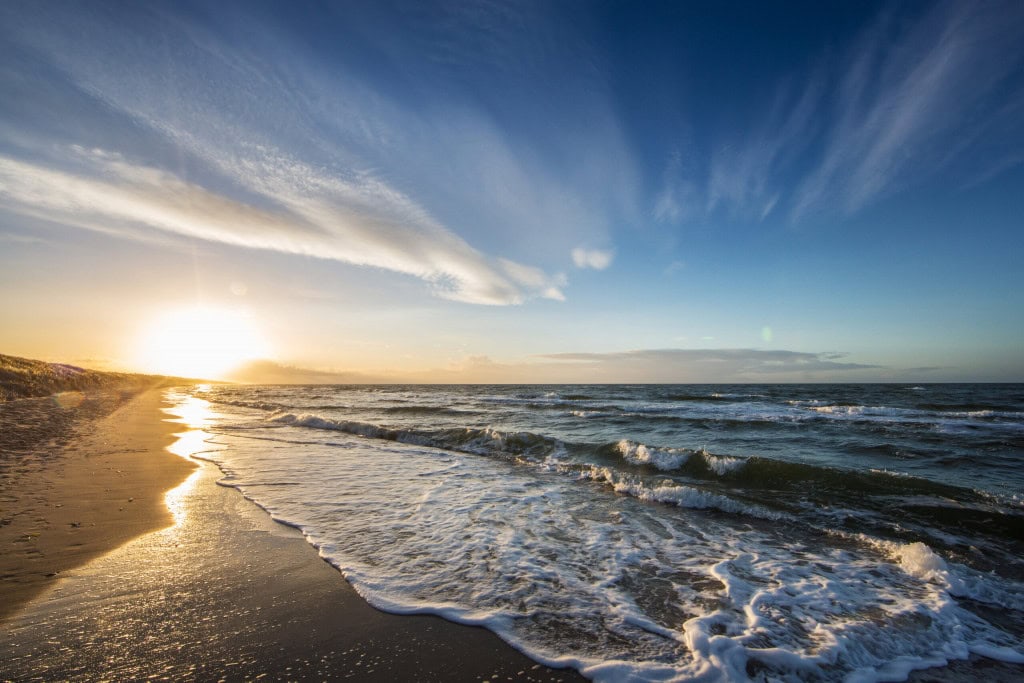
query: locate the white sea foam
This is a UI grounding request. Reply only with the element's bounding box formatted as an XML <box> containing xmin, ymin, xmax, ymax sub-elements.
<box><xmin>614</xmin><ymin>439</ymin><xmax>691</xmax><ymax>470</ymax></box>
<box><xmin>180</xmin><ymin>387</ymin><xmax>1024</xmax><ymax>682</ymax></box>
<box><xmin>578</xmin><ymin>464</ymin><xmax>784</xmax><ymax>520</ymax></box>
<box><xmin>897</xmin><ymin>541</ymin><xmax>950</xmax><ymax>581</ymax></box>
<box><xmin>569</xmin><ymin>409</ymin><xmax>605</xmax><ymax>418</ymax></box>
<box><xmin>808</xmin><ymin>404</ymin><xmax>916</xmax><ymax>417</ymax></box>
<box><xmin>801</xmin><ymin>404</ymin><xmax>1024</xmax><ymax>433</ymax></box>
<box><xmin>613</xmin><ymin>440</ymin><xmax>747</xmax><ymax>476</ymax></box>
<box><xmin>704</xmin><ymin>452</ymin><xmax>745</xmax><ymax>475</ymax></box>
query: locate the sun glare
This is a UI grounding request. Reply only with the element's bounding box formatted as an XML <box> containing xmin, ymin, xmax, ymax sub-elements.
<box><xmin>136</xmin><ymin>307</ymin><xmax>271</xmax><ymax>379</ymax></box>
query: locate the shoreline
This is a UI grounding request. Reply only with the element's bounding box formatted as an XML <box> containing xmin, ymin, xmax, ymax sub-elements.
<box><xmin>5</xmin><ymin>386</ymin><xmax>1016</xmax><ymax>681</ymax></box>
<box><xmin>0</xmin><ymin>388</ymin><xmax>584</xmax><ymax>681</ymax></box>
<box><xmin>0</xmin><ymin>388</ymin><xmax>195</xmax><ymax>621</ymax></box>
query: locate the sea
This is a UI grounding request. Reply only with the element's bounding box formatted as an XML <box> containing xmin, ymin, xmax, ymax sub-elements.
<box><xmin>172</xmin><ymin>383</ymin><xmax>1024</xmax><ymax>682</ymax></box>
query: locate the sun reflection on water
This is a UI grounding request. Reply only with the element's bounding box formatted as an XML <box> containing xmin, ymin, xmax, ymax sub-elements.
<box><xmin>162</xmin><ymin>389</ymin><xmax>224</xmax><ymax>526</ymax></box>
<box><xmin>164</xmin><ymin>467</ymin><xmax>202</xmax><ymax>527</ymax></box>
<box><xmin>165</xmin><ymin>393</ymin><xmax>216</xmax><ymax>429</ymax></box>
<box><xmin>167</xmin><ymin>430</ymin><xmax>213</xmax><ymax>459</ymax></box>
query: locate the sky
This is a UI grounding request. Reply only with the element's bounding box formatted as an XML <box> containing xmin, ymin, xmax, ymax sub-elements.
<box><xmin>1</xmin><ymin>0</ymin><xmax>1022</xmax><ymax>382</ymax></box>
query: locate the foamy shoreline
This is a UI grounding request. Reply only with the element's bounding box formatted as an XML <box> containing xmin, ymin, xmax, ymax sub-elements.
<box><xmin>0</xmin><ymin>387</ymin><xmax>581</xmax><ymax>681</ymax></box>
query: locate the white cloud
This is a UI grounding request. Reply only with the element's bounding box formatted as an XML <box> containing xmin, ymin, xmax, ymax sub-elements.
<box><xmin>0</xmin><ymin>2</ymin><xmax>643</xmax><ymax>306</ymax></box>
<box><xmin>571</xmin><ymin>247</ymin><xmax>614</xmax><ymax>270</ymax></box>
<box><xmin>498</xmin><ymin>259</ymin><xmax>566</xmax><ymax>301</ymax></box>
<box><xmin>541</xmin><ymin>287</ymin><xmax>566</xmax><ymax>302</ymax></box>
<box><xmin>0</xmin><ymin>148</ymin><xmax>559</xmax><ymax>305</ymax></box>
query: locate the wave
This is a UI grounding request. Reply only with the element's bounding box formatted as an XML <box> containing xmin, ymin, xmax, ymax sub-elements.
<box><xmin>193</xmin><ymin>384</ymin><xmax>1024</xmax><ymax>680</ymax></box>
<box><xmin>266</xmin><ymin>412</ymin><xmax>786</xmax><ymax>519</ymax></box>
<box><xmin>380</xmin><ymin>405</ymin><xmax>480</xmax><ymax>417</ymax></box>
<box><xmin>606</xmin><ymin>440</ymin><xmax>746</xmax><ymax>475</ymax></box>
<box><xmin>801</xmin><ymin>403</ymin><xmax>1024</xmax><ymax>422</ymax></box>
<box><xmin>663</xmin><ymin>393</ymin><xmax>745</xmax><ymax>402</ymax></box>
<box><xmin>917</xmin><ymin>402</ymin><xmax>1024</xmax><ymax>414</ymax></box>
<box><xmin>209</xmin><ymin>398</ymin><xmax>285</xmax><ymax>411</ymax></box>
<box><xmin>572</xmin><ymin>464</ymin><xmax>786</xmax><ymax>521</ymax></box>
<box><xmin>856</xmin><ymin>537</ymin><xmax>1024</xmax><ymax>613</ymax></box>
<box><xmin>268</xmin><ymin>412</ymin><xmax>566</xmax><ymax>463</ymax></box>
<box><xmin>269</xmin><ymin>412</ymin><xmax>759</xmax><ymax>482</ymax></box>
<box><xmin>269</xmin><ymin>412</ymin><xmax>926</xmax><ymax>490</ymax></box>
<box><xmin>264</xmin><ymin>411</ymin><xmax>1023</xmax><ymax>529</ymax></box>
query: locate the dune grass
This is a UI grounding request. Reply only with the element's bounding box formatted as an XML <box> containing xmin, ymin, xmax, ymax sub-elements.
<box><xmin>0</xmin><ymin>353</ymin><xmax>180</xmax><ymax>401</ymax></box>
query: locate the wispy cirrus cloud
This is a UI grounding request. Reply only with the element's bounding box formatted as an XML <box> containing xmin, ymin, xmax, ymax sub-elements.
<box><xmin>0</xmin><ymin>1</ymin><xmax>636</xmax><ymax>304</ymax></box>
<box><xmin>0</xmin><ymin>231</ymin><xmax>50</xmax><ymax>246</ymax></box>
<box><xmin>705</xmin><ymin>75</ymin><xmax>824</xmax><ymax>222</ymax></box>
<box><xmin>0</xmin><ymin>146</ymin><xmax>560</xmax><ymax>305</ymax></box>
<box><xmin>791</xmin><ymin>0</ymin><xmax>1024</xmax><ymax>220</ymax></box>
<box><xmin>654</xmin><ymin>148</ymin><xmax>703</xmax><ymax>225</ymax></box>
<box><xmin>657</xmin><ymin>0</ymin><xmax>1024</xmax><ymax>225</ymax></box>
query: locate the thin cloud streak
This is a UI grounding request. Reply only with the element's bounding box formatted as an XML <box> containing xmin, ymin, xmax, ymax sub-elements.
<box><xmin>658</xmin><ymin>0</ymin><xmax>1024</xmax><ymax>225</ymax></box>
<box><xmin>792</xmin><ymin>0</ymin><xmax>1024</xmax><ymax>220</ymax></box>
<box><xmin>541</xmin><ymin>348</ymin><xmax>880</xmax><ymax>381</ymax></box>
<box><xmin>706</xmin><ymin>75</ymin><xmax>824</xmax><ymax>222</ymax></box>
<box><xmin>0</xmin><ymin>148</ymin><xmax>562</xmax><ymax>305</ymax></box>
<box><xmin>0</xmin><ymin>2</ymin><xmax>630</xmax><ymax>304</ymax></box>
<box><xmin>358</xmin><ymin>348</ymin><xmax>884</xmax><ymax>383</ymax></box>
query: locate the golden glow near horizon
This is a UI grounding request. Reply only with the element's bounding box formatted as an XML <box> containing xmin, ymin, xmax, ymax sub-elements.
<box><xmin>135</xmin><ymin>307</ymin><xmax>271</xmax><ymax>379</ymax></box>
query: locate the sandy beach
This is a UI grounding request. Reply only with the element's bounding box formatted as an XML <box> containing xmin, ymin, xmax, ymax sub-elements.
<box><xmin>0</xmin><ymin>388</ymin><xmax>583</xmax><ymax>681</ymax></box>
<box><xmin>0</xmin><ymin>388</ymin><xmax>193</xmax><ymax>621</ymax></box>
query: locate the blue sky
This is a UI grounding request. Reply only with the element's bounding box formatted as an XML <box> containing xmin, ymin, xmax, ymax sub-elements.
<box><xmin>1</xmin><ymin>0</ymin><xmax>1022</xmax><ymax>381</ymax></box>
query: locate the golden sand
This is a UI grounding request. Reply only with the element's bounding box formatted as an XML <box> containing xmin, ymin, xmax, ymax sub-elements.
<box><xmin>0</xmin><ymin>389</ymin><xmax>195</xmax><ymax>620</ymax></box>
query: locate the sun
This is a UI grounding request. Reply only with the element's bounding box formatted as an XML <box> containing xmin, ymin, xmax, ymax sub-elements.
<box><xmin>135</xmin><ymin>306</ymin><xmax>271</xmax><ymax>379</ymax></box>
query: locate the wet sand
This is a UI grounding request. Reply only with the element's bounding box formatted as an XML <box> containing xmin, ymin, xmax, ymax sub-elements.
<box><xmin>0</xmin><ymin>388</ymin><xmax>194</xmax><ymax>621</ymax></box>
<box><xmin>0</xmin><ymin>390</ymin><xmax>583</xmax><ymax>681</ymax></box>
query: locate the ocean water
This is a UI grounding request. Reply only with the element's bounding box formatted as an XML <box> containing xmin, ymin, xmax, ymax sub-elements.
<box><xmin>175</xmin><ymin>383</ymin><xmax>1024</xmax><ymax>681</ymax></box>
